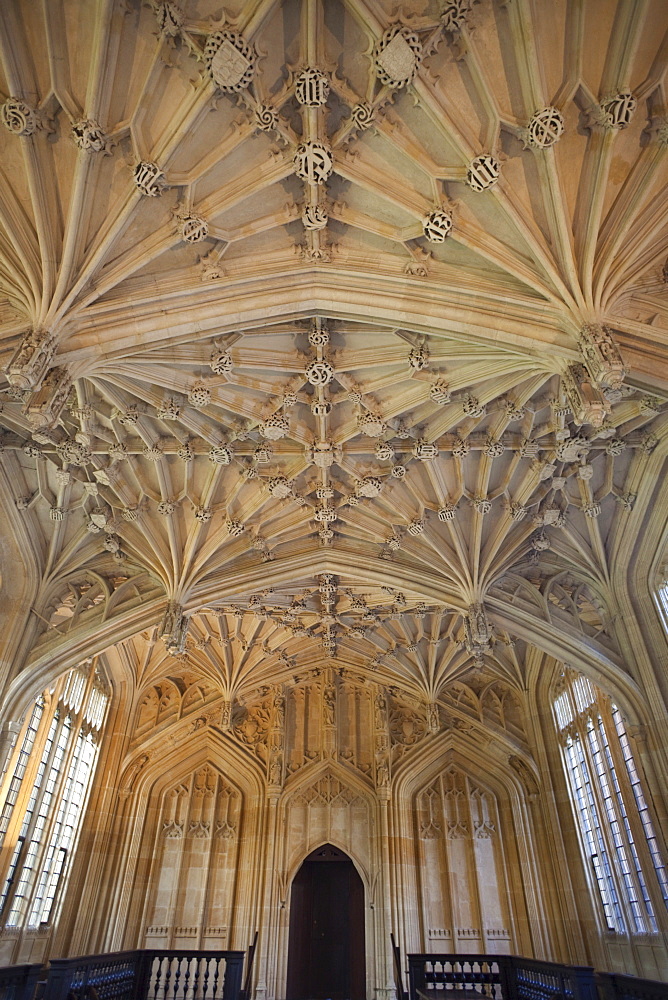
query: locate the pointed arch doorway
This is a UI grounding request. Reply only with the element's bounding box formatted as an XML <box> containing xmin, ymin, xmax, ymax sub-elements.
<box><xmin>286</xmin><ymin>844</ymin><xmax>366</xmax><ymax>1000</ymax></box>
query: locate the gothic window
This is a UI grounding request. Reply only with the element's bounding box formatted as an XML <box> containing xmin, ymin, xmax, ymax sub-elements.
<box><xmin>656</xmin><ymin>579</ymin><xmax>668</xmax><ymax>633</ymax></box>
<box><xmin>554</xmin><ymin>671</ymin><xmax>667</xmax><ymax>935</ymax></box>
<box><xmin>0</xmin><ymin>663</ymin><xmax>109</xmax><ymax>930</ymax></box>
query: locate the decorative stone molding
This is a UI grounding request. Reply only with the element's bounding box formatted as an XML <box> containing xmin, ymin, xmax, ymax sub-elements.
<box><xmin>204</xmin><ymin>30</ymin><xmax>256</xmax><ymax>92</ymax></box>
<box><xmin>375</xmin><ymin>25</ymin><xmax>422</xmax><ymax>89</ymax></box>
<box><xmin>305</xmin><ymin>360</ymin><xmax>334</xmax><ymax>385</ymax></box>
<box><xmin>208</xmin><ymin>445</ymin><xmax>232</xmax><ymax>464</ymax></box>
<box><xmin>262</xmin><ymin>413</ymin><xmax>290</xmax><ymax>440</ymax></box>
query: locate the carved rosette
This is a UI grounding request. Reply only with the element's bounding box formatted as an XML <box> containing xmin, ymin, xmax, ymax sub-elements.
<box><xmin>204</xmin><ymin>30</ymin><xmax>256</xmax><ymax>92</ymax></box>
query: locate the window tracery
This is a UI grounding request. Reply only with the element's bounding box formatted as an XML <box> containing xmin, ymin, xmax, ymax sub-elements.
<box><xmin>554</xmin><ymin>671</ymin><xmax>667</xmax><ymax>935</ymax></box>
<box><xmin>0</xmin><ymin>663</ymin><xmax>109</xmax><ymax>931</ymax></box>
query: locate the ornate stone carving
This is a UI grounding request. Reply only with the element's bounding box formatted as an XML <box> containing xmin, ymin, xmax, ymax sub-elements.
<box><xmin>295</xmin><ymin>68</ymin><xmax>329</xmax><ymax>107</ymax></box>
<box><xmin>408</xmin><ymin>340</ymin><xmax>430</xmax><ymax>369</ymax></box>
<box><xmin>210</xmin><ymin>349</ymin><xmax>233</xmax><ymax>374</ymax></box>
<box><xmin>209</xmin><ymin>445</ymin><xmax>233</xmax><ymax>464</ymax></box>
<box><xmin>467</xmin><ymin>155</ymin><xmax>499</xmax><ymax>191</ymax></box>
<box><xmin>1</xmin><ymin>97</ymin><xmax>38</xmax><ymax>135</ymax></box>
<box><xmin>305</xmin><ymin>360</ymin><xmax>334</xmax><ymax>385</ymax></box>
<box><xmin>375</xmin><ymin>441</ymin><xmax>394</xmax><ymax>461</ymax></box>
<box><xmin>484</xmin><ymin>437</ymin><xmax>504</xmax><ymax>457</ymax></box>
<box><xmin>594</xmin><ymin>92</ymin><xmax>637</xmax><ymax>130</ymax></box>
<box><xmin>423</xmin><ymin>209</ymin><xmax>453</xmax><ymax>242</ymax></box>
<box><xmin>351</xmin><ymin>103</ymin><xmax>374</xmax><ymax>130</ymax></box>
<box><xmin>134</xmin><ymin>161</ymin><xmax>165</xmax><ymax>196</ymax></box>
<box><xmin>178</xmin><ymin>213</ymin><xmax>209</xmax><ymax>244</ymax></box>
<box><xmin>579</xmin><ymin>323</ymin><xmax>626</xmax><ymax>391</ymax></box>
<box><xmin>357</xmin><ymin>411</ymin><xmax>386</xmax><ymax>437</ymax></box>
<box><xmin>462</xmin><ymin>394</ymin><xmax>485</xmax><ymax>417</ymax></box>
<box><xmin>413</xmin><ymin>440</ymin><xmax>438</xmax><ymax>460</ymax></box>
<box><xmin>451</xmin><ymin>437</ymin><xmax>470</xmax><ymax>458</ymax></box>
<box><xmin>204</xmin><ymin>30</ymin><xmax>256</xmax><ymax>92</ymax></box>
<box><xmin>24</xmin><ymin>366</ymin><xmax>72</xmax><ymax>427</ymax></box>
<box><xmin>267</xmin><ymin>476</ymin><xmax>292</xmax><ymax>499</ymax></box>
<box><xmin>155</xmin><ymin>1</ymin><xmax>183</xmax><ymax>36</ymax></box>
<box><xmin>464</xmin><ymin>603</ymin><xmax>492</xmax><ymax>658</ymax></box>
<box><xmin>160</xmin><ymin>602</ymin><xmax>189</xmax><ymax>655</ymax></box>
<box><xmin>72</xmin><ymin>119</ymin><xmax>111</xmax><ymax>152</ymax></box>
<box><xmin>562</xmin><ymin>363</ymin><xmax>608</xmax><ymax>427</ymax></box>
<box><xmin>524</xmin><ymin>107</ymin><xmax>565</xmax><ymax>148</ymax></box>
<box><xmin>5</xmin><ymin>328</ymin><xmax>56</xmax><ymax>390</ymax></box>
<box><xmin>57</xmin><ymin>440</ymin><xmax>91</xmax><ymax>466</ymax></box>
<box><xmin>157</xmin><ymin>398</ymin><xmax>181</xmax><ymax>420</ymax></box>
<box><xmin>262</xmin><ymin>413</ymin><xmax>290</xmax><ymax>440</ymax></box>
<box><xmin>438</xmin><ymin>503</ymin><xmax>457</xmax><ymax>520</ymax></box>
<box><xmin>357</xmin><ymin>477</ymin><xmax>382</xmax><ymax>498</ymax></box>
<box><xmin>294</xmin><ymin>141</ymin><xmax>333</xmax><ymax>184</ymax></box>
<box><xmin>430</xmin><ymin>380</ymin><xmax>451</xmax><ymax>404</ymax></box>
<box><xmin>254</xmin><ymin>103</ymin><xmax>279</xmax><ymax>131</ymax></box>
<box><xmin>188</xmin><ymin>384</ymin><xmax>211</xmax><ymax>407</ymax></box>
<box><xmin>440</xmin><ymin>0</ymin><xmax>476</xmax><ymax>33</ymax></box>
<box><xmin>375</xmin><ymin>25</ymin><xmax>422</xmax><ymax>89</ymax></box>
<box><xmin>302</xmin><ymin>205</ymin><xmax>328</xmax><ymax>230</ymax></box>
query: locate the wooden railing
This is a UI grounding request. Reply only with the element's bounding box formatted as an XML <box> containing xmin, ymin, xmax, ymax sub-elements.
<box><xmin>407</xmin><ymin>953</ymin><xmax>599</xmax><ymax>1000</ymax></box>
<box><xmin>41</xmin><ymin>949</ymin><xmax>245</xmax><ymax>1000</ymax></box>
<box><xmin>0</xmin><ymin>962</ymin><xmax>43</xmax><ymax>1000</ymax></box>
<box><xmin>596</xmin><ymin>971</ymin><xmax>668</xmax><ymax>1000</ymax></box>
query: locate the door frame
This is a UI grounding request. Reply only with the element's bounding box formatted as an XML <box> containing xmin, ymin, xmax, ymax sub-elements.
<box><xmin>285</xmin><ymin>844</ymin><xmax>366</xmax><ymax>1000</ymax></box>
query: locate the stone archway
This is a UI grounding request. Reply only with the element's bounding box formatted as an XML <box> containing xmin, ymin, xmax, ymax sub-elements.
<box><xmin>286</xmin><ymin>844</ymin><xmax>365</xmax><ymax>1000</ymax></box>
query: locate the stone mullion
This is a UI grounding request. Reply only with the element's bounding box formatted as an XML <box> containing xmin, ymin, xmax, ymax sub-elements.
<box><xmin>600</xmin><ymin>701</ymin><xmax>668</xmax><ymax>938</ymax></box>
<box><xmin>167</xmin><ymin>778</ymin><xmax>193</xmax><ymax>947</ymax></box>
<box><xmin>462</xmin><ymin>778</ymin><xmax>484</xmax><ymax>948</ymax></box>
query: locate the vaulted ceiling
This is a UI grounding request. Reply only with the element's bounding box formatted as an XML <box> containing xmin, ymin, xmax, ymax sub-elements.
<box><xmin>0</xmin><ymin>0</ymin><xmax>666</xmax><ymax>708</ymax></box>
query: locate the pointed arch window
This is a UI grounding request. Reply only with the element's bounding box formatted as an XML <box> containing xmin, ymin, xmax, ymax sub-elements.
<box><xmin>0</xmin><ymin>662</ymin><xmax>109</xmax><ymax>930</ymax></box>
<box><xmin>554</xmin><ymin>671</ymin><xmax>667</xmax><ymax>935</ymax></box>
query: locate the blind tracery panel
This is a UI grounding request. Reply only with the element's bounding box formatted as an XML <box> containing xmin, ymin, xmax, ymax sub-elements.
<box><xmin>554</xmin><ymin>671</ymin><xmax>667</xmax><ymax>936</ymax></box>
<box><xmin>0</xmin><ymin>663</ymin><xmax>108</xmax><ymax>931</ymax></box>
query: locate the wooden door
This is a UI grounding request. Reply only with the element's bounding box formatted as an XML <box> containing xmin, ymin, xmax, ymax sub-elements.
<box><xmin>286</xmin><ymin>845</ymin><xmax>365</xmax><ymax>1000</ymax></box>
